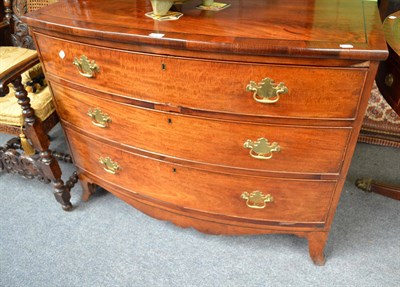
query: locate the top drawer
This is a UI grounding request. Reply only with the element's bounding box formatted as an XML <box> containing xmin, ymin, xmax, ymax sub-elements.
<box><xmin>36</xmin><ymin>33</ymin><xmax>366</xmax><ymax>120</ymax></box>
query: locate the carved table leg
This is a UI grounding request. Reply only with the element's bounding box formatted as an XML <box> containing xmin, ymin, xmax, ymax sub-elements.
<box><xmin>356</xmin><ymin>178</ymin><xmax>400</xmax><ymax>200</ymax></box>
<box><xmin>12</xmin><ymin>75</ymin><xmax>73</xmax><ymax>210</ymax></box>
<box><xmin>81</xmin><ymin>179</ymin><xmax>97</xmax><ymax>202</ymax></box>
<box><xmin>307</xmin><ymin>231</ymin><xmax>328</xmax><ymax>266</ymax></box>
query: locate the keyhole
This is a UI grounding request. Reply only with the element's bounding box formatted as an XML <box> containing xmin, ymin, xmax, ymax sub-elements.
<box><xmin>172</xmin><ymin>168</ymin><xmax>177</xmax><ymax>173</ymax></box>
<box><xmin>162</xmin><ymin>63</ymin><xmax>166</xmax><ymax>71</ymax></box>
<box><xmin>168</xmin><ymin>118</ymin><xmax>172</xmax><ymax>124</ymax></box>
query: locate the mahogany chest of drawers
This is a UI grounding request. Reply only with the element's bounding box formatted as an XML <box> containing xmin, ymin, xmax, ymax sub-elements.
<box><xmin>23</xmin><ymin>0</ymin><xmax>387</xmax><ymax>265</ymax></box>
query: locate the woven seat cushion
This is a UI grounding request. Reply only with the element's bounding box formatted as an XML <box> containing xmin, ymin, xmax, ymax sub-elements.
<box><xmin>0</xmin><ymin>47</ymin><xmax>54</xmax><ymax>126</ymax></box>
<box><xmin>0</xmin><ymin>47</ymin><xmax>37</xmax><ymax>77</ymax></box>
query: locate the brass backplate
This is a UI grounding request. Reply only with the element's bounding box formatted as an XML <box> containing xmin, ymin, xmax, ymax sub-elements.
<box><xmin>241</xmin><ymin>191</ymin><xmax>273</xmax><ymax>209</ymax></box>
<box><xmin>73</xmin><ymin>55</ymin><xmax>100</xmax><ymax>78</ymax></box>
<box><xmin>243</xmin><ymin>137</ymin><xmax>280</xmax><ymax>160</ymax></box>
<box><xmin>246</xmin><ymin>77</ymin><xmax>288</xmax><ymax>104</ymax></box>
<box><xmin>99</xmin><ymin>156</ymin><xmax>120</xmax><ymax>174</ymax></box>
<box><xmin>87</xmin><ymin>108</ymin><xmax>111</xmax><ymax>128</ymax></box>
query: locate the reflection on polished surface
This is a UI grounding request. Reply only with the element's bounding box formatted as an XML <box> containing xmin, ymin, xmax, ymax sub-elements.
<box><xmin>26</xmin><ymin>0</ymin><xmax>386</xmax><ymax>60</ymax></box>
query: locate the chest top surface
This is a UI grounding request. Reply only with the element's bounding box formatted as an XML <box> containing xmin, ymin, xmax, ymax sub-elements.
<box><xmin>23</xmin><ymin>0</ymin><xmax>387</xmax><ymax>60</ymax></box>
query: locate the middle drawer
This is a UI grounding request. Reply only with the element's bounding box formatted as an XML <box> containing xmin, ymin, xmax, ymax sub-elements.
<box><xmin>52</xmin><ymin>82</ymin><xmax>351</xmax><ymax>175</ymax></box>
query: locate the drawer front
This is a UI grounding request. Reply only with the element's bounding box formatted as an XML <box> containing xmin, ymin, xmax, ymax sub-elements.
<box><xmin>52</xmin><ymin>83</ymin><xmax>351</xmax><ymax>174</ymax></box>
<box><xmin>37</xmin><ymin>33</ymin><xmax>366</xmax><ymax>119</ymax></box>
<box><xmin>66</xmin><ymin>128</ymin><xmax>335</xmax><ymax>224</ymax></box>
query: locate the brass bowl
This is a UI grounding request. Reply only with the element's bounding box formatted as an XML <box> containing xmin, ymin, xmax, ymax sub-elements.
<box><xmin>202</xmin><ymin>0</ymin><xmax>214</xmax><ymax>6</ymax></box>
<box><xmin>149</xmin><ymin>0</ymin><xmax>189</xmax><ymax>16</ymax></box>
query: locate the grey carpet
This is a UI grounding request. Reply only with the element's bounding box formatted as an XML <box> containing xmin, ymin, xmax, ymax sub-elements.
<box><xmin>0</xmin><ymin>125</ymin><xmax>399</xmax><ymax>287</ymax></box>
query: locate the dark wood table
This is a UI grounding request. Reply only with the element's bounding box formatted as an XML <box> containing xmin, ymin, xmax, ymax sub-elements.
<box><xmin>376</xmin><ymin>10</ymin><xmax>400</xmax><ymax>114</ymax></box>
<box><xmin>356</xmin><ymin>10</ymin><xmax>400</xmax><ymax>200</ymax></box>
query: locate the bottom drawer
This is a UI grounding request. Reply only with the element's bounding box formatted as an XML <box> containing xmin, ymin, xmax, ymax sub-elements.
<box><xmin>66</xmin><ymin>128</ymin><xmax>336</xmax><ymax>224</ymax></box>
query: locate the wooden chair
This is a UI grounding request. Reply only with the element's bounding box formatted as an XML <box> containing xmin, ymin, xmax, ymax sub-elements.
<box><xmin>0</xmin><ymin>0</ymin><xmax>78</xmax><ymax>210</ymax></box>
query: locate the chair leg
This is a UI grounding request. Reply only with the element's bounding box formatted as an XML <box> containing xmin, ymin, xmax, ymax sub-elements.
<box><xmin>53</xmin><ymin>171</ymin><xmax>79</xmax><ymax>211</ymax></box>
<box><xmin>11</xmin><ymin>75</ymin><xmax>74</xmax><ymax>210</ymax></box>
<box><xmin>0</xmin><ymin>140</ymin><xmax>79</xmax><ymax>210</ymax></box>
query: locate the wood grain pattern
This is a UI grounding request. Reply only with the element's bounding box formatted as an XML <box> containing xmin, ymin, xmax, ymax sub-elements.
<box><xmin>79</xmin><ymin>171</ymin><xmax>325</xmax><ymax>233</ymax></box>
<box><xmin>23</xmin><ymin>0</ymin><xmax>387</xmax><ymax>60</ymax></box>
<box><xmin>66</xmin><ymin>127</ymin><xmax>336</xmax><ymax>224</ymax></box>
<box><xmin>36</xmin><ymin>33</ymin><xmax>369</xmax><ymax>120</ymax></box>
<box><xmin>51</xmin><ymin>82</ymin><xmax>351</xmax><ymax>175</ymax></box>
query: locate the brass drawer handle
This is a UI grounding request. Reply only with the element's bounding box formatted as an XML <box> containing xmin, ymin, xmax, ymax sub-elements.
<box><xmin>99</xmin><ymin>157</ymin><xmax>120</xmax><ymax>174</ymax></box>
<box><xmin>243</xmin><ymin>137</ymin><xmax>280</xmax><ymax>160</ymax></box>
<box><xmin>241</xmin><ymin>191</ymin><xmax>273</xmax><ymax>209</ymax></box>
<box><xmin>246</xmin><ymin>77</ymin><xmax>288</xmax><ymax>104</ymax></box>
<box><xmin>73</xmin><ymin>55</ymin><xmax>100</xmax><ymax>78</ymax></box>
<box><xmin>87</xmin><ymin>108</ymin><xmax>112</xmax><ymax>128</ymax></box>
